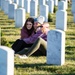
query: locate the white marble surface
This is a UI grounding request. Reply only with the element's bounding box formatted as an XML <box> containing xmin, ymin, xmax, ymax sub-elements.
<box><xmin>24</xmin><ymin>0</ymin><xmax>31</xmax><ymax>13</ymax></box>
<box><xmin>74</xmin><ymin>14</ymin><xmax>75</xmax><ymax>23</ymax></box>
<box><xmin>58</xmin><ymin>1</ymin><xmax>66</xmax><ymax>10</ymax></box>
<box><xmin>30</xmin><ymin>0</ymin><xmax>38</xmax><ymax>17</ymax></box>
<box><xmin>39</xmin><ymin>0</ymin><xmax>46</xmax><ymax>5</ymax></box>
<box><xmin>4</xmin><ymin>1</ymin><xmax>12</xmax><ymax>15</ymax></box>
<box><xmin>71</xmin><ymin>2</ymin><xmax>75</xmax><ymax>14</ymax></box>
<box><xmin>15</xmin><ymin>8</ymin><xmax>25</xmax><ymax>28</ymax></box>
<box><xmin>39</xmin><ymin>4</ymin><xmax>49</xmax><ymax>22</ymax></box>
<box><xmin>8</xmin><ymin>3</ymin><xmax>17</xmax><ymax>19</ymax></box>
<box><xmin>0</xmin><ymin>46</ymin><xmax>14</xmax><ymax>75</ymax></box>
<box><xmin>54</xmin><ymin>0</ymin><xmax>58</xmax><ymax>6</ymax></box>
<box><xmin>18</xmin><ymin>0</ymin><xmax>24</xmax><ymax>8</ymax></box>
<box><xmin>47</xmin><ymin>29</ymin><xmax>65</xmax><ymax>65</ymax></box>
<box><xmin>56</xmin><ymin>10</ymin><xmax>67</xmax><ymax>31</ymax></box>
<box><xmin>48</xmin><ymin>0</ymin><xmax>54</xmax><ymax>14</ymax></box>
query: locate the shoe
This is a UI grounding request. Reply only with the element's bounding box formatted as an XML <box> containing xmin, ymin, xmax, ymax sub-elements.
<box><xmin>19</xmin><ymin>55</ymin><xmax>28</xmax><ymax>59</ymax></box>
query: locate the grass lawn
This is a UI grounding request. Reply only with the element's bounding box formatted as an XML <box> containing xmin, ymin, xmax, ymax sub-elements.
<box><xmin>0</xmin><ymin>3</ymin><xmax>75</xmax><ymax>75</ymax></box>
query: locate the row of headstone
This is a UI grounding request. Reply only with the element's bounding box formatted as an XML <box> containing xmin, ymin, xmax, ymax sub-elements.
<box><xmin>0</xmin><ymin>0</ymin><xmax>60</xmax><ymax>27</ymax></box>
<box><xmin>47</xmin><ymin>0</ymin><xmax>67</xmax><ymax>65</ymax></box>
<box><xmin>1</xmin><ymin>0</ymin><xmax>68</xmax><ymax>27</ymax></box>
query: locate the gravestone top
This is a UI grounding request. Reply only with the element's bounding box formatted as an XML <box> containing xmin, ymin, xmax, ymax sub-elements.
<box><xmin>58</xmin><ymin>1</ymin><xmax>65</xmax><ymax>10</ymax></box>
<box><xmin>0</xmin><ymin>46</ymin><xmax>14</xmax><ymax>75</ymax></box>
<box><xmin>56</xmin><ymin>10</ymin><xmax>67</xmax><ymax>31</ymax></box>
<box><xmin>0</xmin><ymin>46</ymin><xmax>14</xmax><ymax>52</ymax></box>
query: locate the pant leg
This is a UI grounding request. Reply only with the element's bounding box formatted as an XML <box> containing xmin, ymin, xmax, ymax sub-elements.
<box><xmin>25</xmin><ymin>38</ymin><xmax>47</xmax><ymax>57</ymax></box>
<box><xmin>15</xmin><ymin>41</ymin><xmax>33</xmax><ymax>54</ymax></box>
<box><xmin>15</xmin><ymin>40</ymin><xmax>32</xmax><ymax>53</ymax></box>
<box><xmin>16</xmin><ymin>48</ymin><xmax>29</xmax><ymax>55</ymax></box>
<box><xmin>11</xmin><ymin>39</ymin><xmax>20</xmax><ymax>50</ymax></box>
<box><xmin>13</xmin><ymin>40</ymin><xmax>26</xmax><ymax>53</ymax></box>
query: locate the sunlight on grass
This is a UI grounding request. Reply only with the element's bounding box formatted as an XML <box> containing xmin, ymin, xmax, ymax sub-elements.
<box><xmin>0</xmin><ymin>4</ymin><xmax>75</xmax><ymax>74</ymax></box>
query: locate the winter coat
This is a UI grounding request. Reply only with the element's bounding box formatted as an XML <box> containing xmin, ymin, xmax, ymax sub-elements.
<box><xmin>23</xmin><ymin>29</ymin><xmax>49</xmax><ymax>44</ymax></box>
<box><xmin>21</xmin><ymin>27</ymin><xmax>35</xmax><ymax>39</ymax></box>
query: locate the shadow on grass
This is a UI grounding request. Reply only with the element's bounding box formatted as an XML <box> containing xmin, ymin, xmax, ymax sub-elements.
<box><xmin>15</xmin><ymin>63</ymin><xmax>50</xmax><ymax>68</ymax></box>
<box><xmin>66</xmin><ymin>46</ymin><xmax>75</xmax><ymax>50</ymax></box>
<box><xmin>15</xmin><ymin>63</ymin><xmax>75</xmax><ymax>75</ymax></box>
<box><xmin>65</xmin><ymin>46</ymin><xmax>75</xmax><ymax>60</ymax></box>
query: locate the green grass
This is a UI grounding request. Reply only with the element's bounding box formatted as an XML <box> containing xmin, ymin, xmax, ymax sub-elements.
<box><xmin>0</xmin><ymin>4</ymin><xmax>75</xmax><ymax>75</ymax></box>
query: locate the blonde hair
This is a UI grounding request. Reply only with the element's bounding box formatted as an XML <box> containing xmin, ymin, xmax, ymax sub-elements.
<box><xmin>41</xmin><ymin>22</ymin><xmax>49</xmax><ymax>33</ymax></box>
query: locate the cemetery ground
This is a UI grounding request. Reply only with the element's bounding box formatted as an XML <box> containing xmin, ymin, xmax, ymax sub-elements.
<box><xmin>0</xmin><ymin>6</ymin><xmax>75</xmax><ymax>75</ymax></box>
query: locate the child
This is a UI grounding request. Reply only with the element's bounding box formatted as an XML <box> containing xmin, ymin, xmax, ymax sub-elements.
<box><xmin>12</xmin><ymin>17</ymin><xmax>35</xmax><ymax>53</ymax></box>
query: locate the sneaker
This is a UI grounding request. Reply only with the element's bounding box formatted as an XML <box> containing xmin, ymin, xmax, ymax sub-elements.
<box><xmin>19</xmin><ymin>55</ymin><xmax>28</xmax><ymax>59</ymax></box>
<box><xmin>14</xmin><ymin>54</ymin><xmax>20</xmax><ymax>57</ymax></box>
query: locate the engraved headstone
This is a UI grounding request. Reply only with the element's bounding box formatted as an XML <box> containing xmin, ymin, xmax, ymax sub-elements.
<box><xmin>47</xmin><ymin>29</ymin><xmax>65</xmax><ymax>65</ymax></box>
<box><xmin>0</xmin><ymin>46</ymin><xmax>14</xmax><ymax>75</ymax></box>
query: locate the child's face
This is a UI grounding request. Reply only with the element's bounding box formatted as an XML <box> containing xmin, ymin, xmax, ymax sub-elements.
<box><xmin>34</xmin><ymin>22</ymin><xmax>38</xmax><ymax>30</ymax></box>
<box><xmin>26</xmin><ymin>21</ymin><xmax>33</xmax><ymax>30</ymax></box>
<box><xmin>34</xmin><ymin>22</ymin><xmax>41</xmax><ymax>30</ymax></box>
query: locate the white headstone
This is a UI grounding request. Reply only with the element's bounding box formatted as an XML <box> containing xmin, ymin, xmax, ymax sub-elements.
<box><xmin>46</xmin><ymin>0</ymin><xmax>49</xmax><ymax>5</ymax></box>
<box><xmin>4</xmin><ymin>1</ymin><xmax>12</xmax><ymax>15</ymax></box>
<box><xmin>0</xmin><ymin>46</ymin><xmax>14</xmax><ymax>75</ymax></box>
<box><xmin>71</xmin><ymin>2</ymin><xmax>75</xmax><ymax>14</ymax></box>
<box><xmin>56</xmin><ymin>10</ymin><xmax>67</xmax><ymax>31</ymax></box>
<box><xmin>0</xmin><ymin>0</ymin><xmax>1</xmax><ymax>7</ymax></box>
<box><xmin>13</xmin><ymin>0</ymin><xmax>19</xmax><ymax>6</ymax></box>
<box><xmin>36</xmin><ymin>0</ymin><xmax>39</xmax><ymax>5</ymax></box>
<box><xmin>15</xmin><ymin>8</ymin><xmax>26</xmax><ymax>28</ymax></box>
<box><xmin>65</xmin><ymin>0</ymin><xmax>68</xmax><ymax>9</ymax></box>
<box><xmin>8</xmin><ymin>3</ymin><xmax>17</xmax><ymax>19</ymax></box>
<box><xmin>58</xmin><ymin>1</ymin><xmax>66</xmax><ymax>10</ymax></box>
<box><xmin>47</xmin><ymin>29</ymin><xmax>65</xmax><ymax>65</ymax></box>
<box><xmin>18</xmin><ymin>0</ymin><xmax>24</xmax><ymax>8</ymax></box>
<box><xmin>47</xmin><ymin>0</ymin><xmax>54</xmax><ymax>13</ymax></box>
<box><xmin>30</xmin><ymin>0</ymin><xmax>38</xmax><ymax>17</ymax></box>
<box><xmin>7</xmin><ymin>0</ymin><xmax>13</xmax><ymax>3</ymax></box>
<box><xmin>1</xmin><ymin>0</ymin><xmax>5</xmax><ymax>10</ymax></box>
<box><xmin>24</xmin><ymin>0</ymin><xmax>31</xmax><ymax>13</ymax></box>
<box><xmin>39</xmin><ymin>0</ymin><xmax>46</xmax><ymax>5</ymax></box>
<box><xmin>72</xmin><ymin>0</ymin><xmax>75</xmax><ymax>22</ymax></box>
<box><xmin>61</xmin><ymin>0</ymin><xmax>68</xmax><ymax>9</ymax></box>
<box><xmin>54</xmin><ymin>0</ymin><xmax>58</xmax><ymax>6</ymax></box>
<box><xmin>39</xmin><ymin>4</ymin><xmax>49</xmax><ymax>22</ymax></box>
<box><xmin>74</xmin><ymin>14</ymin><xmax>75</xmax><ymax>23</ymax></box>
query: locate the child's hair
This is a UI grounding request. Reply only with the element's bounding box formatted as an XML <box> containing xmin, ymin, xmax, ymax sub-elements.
<box><xmin>24</xmin><ymin>17</ymin><xmax>35</xmax><ymax>36</ymax></box>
